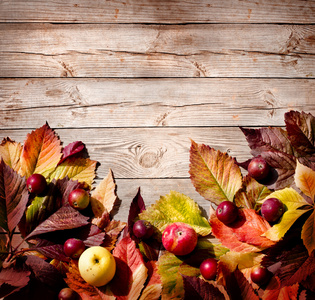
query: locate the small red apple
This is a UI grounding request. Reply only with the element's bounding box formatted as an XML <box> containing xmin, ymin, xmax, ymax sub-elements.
<box><xmin>248</xmin><ymin>156</ymin><xmax>270</xmax><ymax>180</ymax></box>
<box><xmin>64</xmin><ymin>238</ymin><xmax>85</xmax><ymax>259</ymax></box>
<box><xmin>216</xmin><ymin>201</ymin><xmax>238</xmax><ymax>225</ymax></box>
<box><xmin>133</xmin><ymin>220</ymin><xmax>154</xmax><ymax>239</ymax></box>
<box><xmin>200</xmin><ymin>258</ymin><xmax>217</xmax><ymax>280</ymax></box>
<box><xmin>250</xmin><ymin>265</ymin><xmax>272</xmax><ymax>286</ymax></box>
<box><xmin>26</xmin><ymin>173</ymin><xmax>47</xmax><ymax>195</ymax></box>
<box><xmin>58</xmin><ymin>287</ymin><xmax>80</xmax><ymax>300</ymax></box>
<box><xmin>162</xmin><ymin>222</ymin><xmax>198</xmax><ymax>256</ymax></box>
<box><xmin>68</xmin><ymin>188</ymin><xmax>90</xmax><ymax>210</ymax></box>
<box><xmin>261</xmin><ymin>197</ymin><xmax>284</xmax><ymax>223</ymax></box>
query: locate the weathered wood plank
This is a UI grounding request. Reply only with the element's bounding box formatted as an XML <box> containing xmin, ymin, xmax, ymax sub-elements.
<box><xmin>0</xmin><ymin>0</ymin><xmax>314</xmax><ymax>24</ymax></box>
<box><xmin>1</xmin><ymin>78</ymin><xmax>314</xmax><ymax>128</ymax></box>
<box><xmin>1</xmin><ymin>24</ymin><xmax>314</xmax><ymax>78</ymax></box>
<box><xmin>0</xmin><ymin>127</ymin><xmax>253</xmax><ymax>179</ymax></box>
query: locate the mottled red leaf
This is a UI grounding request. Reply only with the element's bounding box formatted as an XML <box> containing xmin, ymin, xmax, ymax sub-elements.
<box><xmin>139</xmin><ymin>261</ymin><xmax>162</xmax><ymax>300</ymax></box>
<box><xmin>210</xmin><ymin>207</ymin><xmax>275</xmax><ymax>253</ymax></box>
<box><xmin>32</xmin><ymin>238</ymin><xmax>69</xmax><ymax>261</ymax></box>
<box><xmin>0</xmin><ymin>160</ymin><xmax>29</xmax><ymax>232</ymax></box>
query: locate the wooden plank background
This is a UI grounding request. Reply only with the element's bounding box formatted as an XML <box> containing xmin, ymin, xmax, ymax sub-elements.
<box><xmin>0</xmin><ymin>0</ymin><xmax>315</xmax><ymax>222</ymax></box>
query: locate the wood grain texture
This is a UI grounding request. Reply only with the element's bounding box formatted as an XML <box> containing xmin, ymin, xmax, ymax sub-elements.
<box><xmin>1</xmin><ymin>0</ymin><xmax>314</xmax><ymax>24</ymax></box>
<box><xmin>0</xmin><ymin>127</ymin><xmax>252</xmax><ymax>179</ymax></box>
<box><xmin>1</xmin><ymin>24</ymin><xmax>314</xmax><ymax>77</ymax></box>
<box><xmin>1</xmin><ymin>78</ymin><xmax>314</xmax><ymax>128</ymax></box>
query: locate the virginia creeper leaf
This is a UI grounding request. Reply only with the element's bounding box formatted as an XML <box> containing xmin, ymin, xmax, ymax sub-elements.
<box><xmin>139</xmin><ymin>190</ymin><xmax>211</xmax><ymax>236</ymax></box>
<box><xmin>19</xmin><ymin>123</ymin><xmax>62</xmax><ymax>178</ymax></box>
<box><xmin>260</xmin><ymin>188</ymin><xmax>311</xmax><ymax>241</ymax></box>
<box><xmin>49</xmin><ymin>157</ymin><xmax>97</xmax><ymax>186</ymax></box>
<box><xmin>0</xmin><ymin>137</ymin><xmax>22</xmax><ymax>173</ymax></box>
<box><xmin>0</xmin><ymin>160</ymin><xmax>29</xmax><ymax>232</ymax></box>
<box><xmin>189</xmin><ymin>140</ymin><xmax>242</xmax><ymax>205</ymax></box>
<box><xmin>91</xmin><ymin>169</ymin><xmax>117</xmax><ymax>222</ymax></box>
<box><xmin>110</xmin><ymin>235</ymin><xmax>148</xmax><ymax>300</ymax></box>
<box><xmin>26</xmin><ymin>205</ymin><xmax>89</xmax><ymax>240</ymax></box>
<box><xmin>294</xmin><ymin>161</ymin><xmax>315</xmax><ymax>201</ymax></box>
<box><xmin>210</xmin><ymin>207</ymin><xmax>275</xmax><ymax>253</ymax></box>
<box><xmin>182</xmin><ymin>275</ymin><xmax>226</xmax><ymax>300</ymax></box>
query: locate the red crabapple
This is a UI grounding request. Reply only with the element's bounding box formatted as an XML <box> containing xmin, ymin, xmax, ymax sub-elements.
<box><xmin>26</xmin><ymin>173</ymin><xmax>47</xmax><ymax>195</ymax></box>
<box><xmin>261</xmin><ymin>197</ymin><xmax>284</xmax><ymax>223</ymax></box>
<box><xmin>248</xmin><ymin>156</ymin><xmax>270</xmax><ymax>180</ymax></box>
<box><xmin>200</xmin><ymin>258</ymin><xmax>218</xmax><ymax>280</ymax></box>
<box><xmin>216</xmin><ymin>201</ymin><xmax>238</xmax><ymax>225</ymax></box>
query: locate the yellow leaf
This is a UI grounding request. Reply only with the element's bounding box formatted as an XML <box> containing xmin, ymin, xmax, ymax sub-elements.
<box><xmin>19</xmin><ymin>124</ymin><xmax>62</xmax><ymax>178</ymax></box>
<box><xmin>91</xmin><ymin>169</ymin><xmax>117</xmax><ymax>217</ymax></box>
<box><xmin>0</xmin><ymin>138</ymin><xmax>22</xmax><ymax>172</ymax></box>
<box><xmin>295</xmin><ymin>161</ymin><xmax>315</xmax><ymax>201</ymax></box>
<box><xmin>49</xmin><ymin>157</ymin><xmax>97</xmax><ymax>186</ymax></box>
<box><xmin>261</xmin><ymin>188</ymin><xmax>311</xmax><ymax>241</ymax></box>
<box><xmin>301</xmin><ymin>211</ymin><xmax>315</xmax><ymax>255</ymax></box>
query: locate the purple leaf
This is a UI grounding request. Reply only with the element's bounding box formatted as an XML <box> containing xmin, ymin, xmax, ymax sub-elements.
<box><xmin>82</xmin><ymin>224</ymin><xmax>106</xmax><ymax>247</ymax></box>
<box><xmin>26</xmin><ymin>205</ymin><xmax>89</xmax><ymax>240</ymax></box>
<box><xmin>182</xmin><ymin>275</ymin><xmax>225</xmax><ymax>300</ymax></box>
<box><xmin>0</xmin><ymin>267</ymin><xmax>31</xmax><ymax>298</ymax></box>
<box><xmin>58</xmin><ymin>141</ymin><xmax>86</xmax><ymax>165</ymax></box>
<box><xmin>0</xmin><ymin>160</ymin><xmax>29</xmax><ymax>232</ymax></box>
<box><xmin>127</xmin><ymin>187</ymin><xmax>146</xmax><ymax>237</ymax></box>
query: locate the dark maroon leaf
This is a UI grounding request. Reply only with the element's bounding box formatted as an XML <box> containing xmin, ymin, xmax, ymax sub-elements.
<box><xmin>240</xmin><ymin>127</ymin><xmax>297</xmax><ymax>189</ymax></box>
<box><xmin>0</xmin><ymin>267</ymin><xmax>31</xmax><ymax>298</ymax></box>
<box><xmin>26</xmin><ymin>205</ymin><xmax>89</xmax><ymax>240</ymax></box>
<box><xmin>24</xmin><ymin>255</ymin><xmax>64</xmax><ymax>288</ymax></box>
<box><xmin>32</xmin><ymin>238</ymin><xmax>70</xmax><ymax>261</ymax></box>
<box><xmin>0</xmin><ymin>160</ymin><xmax>29</xmax><ymax>233</ymax></box>
<box><xmin>79</xmin><ymin>223</ymin><xmax>106</xmax><ymax>247</ymax></box>
<box><xmin>285</xmin><ymin>111</ymin><xmax>315</xmax><ymax>156</ymax></box>
<box><xmin>127</xmin><ymin>187</ymin><xmax>146</xmax><ymax>237</ymax></box>
<box><xmin>58</xmin><ymin>141</ymin><xmax>86</xmax><ymax>165</ymax></box>
<box><xmin>182</xmin><ymin>275</ymin><xmax>225</xmax><ymax>300</ymax></box>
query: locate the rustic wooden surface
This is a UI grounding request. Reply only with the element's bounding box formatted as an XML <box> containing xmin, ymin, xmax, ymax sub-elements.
<box><xmin>0</xmin><ymin>0</ymin><xmax>315</xmax><ymax>223</ymax></box>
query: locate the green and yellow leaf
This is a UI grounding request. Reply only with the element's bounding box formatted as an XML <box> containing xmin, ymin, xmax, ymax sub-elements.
<box><xmin>261</xmin><ymin>188</ymin><xmax>311</xmax><ymax>241</ymax></box>
<box><xmin>139</xmin><ymin>191</ymin><xmax>211</xmax><ymax>236</ymax></box>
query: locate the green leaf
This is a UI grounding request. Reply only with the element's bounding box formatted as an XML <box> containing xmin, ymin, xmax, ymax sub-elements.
<box><xmin>139</xmin><ymin>190</ymin><xmax>211</xmax><ymax>236</ymax></box>
<box><xmin>189</xmin><ymin>140</ymin><xmax>242</xmax><ymax>205</ymax></box>
<box><xmin>260</xmin><ymin>188</ymin><xmax>311</xmax><ymax>241</ymax></box>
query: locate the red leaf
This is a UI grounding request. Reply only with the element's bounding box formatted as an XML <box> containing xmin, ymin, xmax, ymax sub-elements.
<box><xmin>0</xmin><ymin>267</ymin><xmax>31</xmax><ymax>298</ymax></box>
<box><xmin>110</xmin><ymin>235</ymin><xmax>148</xmax><ymax>299</ymax></box>
<box><xmin>58</xmin><ymin>141</ymin><xmax>86</xmax><ymax>165</ymax></box>
<box><xmin>0</xmin><ymin>160</ymin><xmax>29</xmax><ymax>232</ymax></box>
<box><xmin>182</xmin><ymin>275</ymin><xmax>226</xmax><ymax>300</ymax></box>
<box><xmin>210</xmin><ymin>208</ymin><xmax>275</xmax><ymax>252</ymax></box>
<box><xmin>26</xmin><ymin>205</ymin><xmax>89</xmax><ymax>240</ymax></box>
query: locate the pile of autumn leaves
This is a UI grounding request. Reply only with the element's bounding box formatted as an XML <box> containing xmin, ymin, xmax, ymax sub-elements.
<box><xmin>1</xmin><ymin>110</ymin><xmax>315</xmax><ymax>300</ymax></box>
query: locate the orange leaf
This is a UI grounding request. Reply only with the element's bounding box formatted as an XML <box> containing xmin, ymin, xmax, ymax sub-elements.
<box><xmin>295</xmin><ymin>161</ymin><xmax>315</xmax><ymax>201</ymax></box>
<box><xmin>210</xmin><ymin>208</ymin><xmax>275</xmax><ymax>253</ymax></box>
<box><xmin>19</xmin><ymin>123</ymin><xmax>62</xmax><ymax>178</ymax></box>
<box><xmin>189</xmin><ymin>140</ymin><xmax>242</xmax><ymax>205</ymax></box>
<box><xmin>0</xmin><ymin>137</ymin><xmax>22</xmax><ymax>173</ymax></box>
<box><xmin>301</xmin><ymin>211</ymin><xmax>315</xmax><ymax>255</ymax></box>
<box><xmin>91</xmin><ymin>169</ymin><xmax>118</xmax><ymax>221</ymax></box>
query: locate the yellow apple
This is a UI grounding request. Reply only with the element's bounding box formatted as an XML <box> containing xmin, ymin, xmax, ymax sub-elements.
<box><xmin>78</xmin><ymin>246</ymin><xmax>116</xmax><ymax>287</ymax></box>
